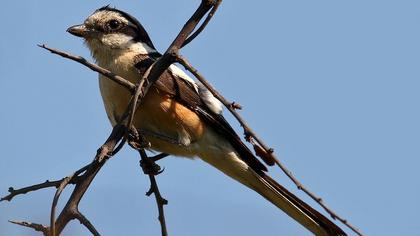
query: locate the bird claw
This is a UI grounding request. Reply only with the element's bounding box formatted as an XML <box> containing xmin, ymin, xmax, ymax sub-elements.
<box><xmin>140</xmin><ymin>159</ymin><xmax>162</xmax><ymax>176</ymax></box>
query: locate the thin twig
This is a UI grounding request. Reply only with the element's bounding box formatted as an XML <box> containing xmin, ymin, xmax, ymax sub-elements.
<box><xmin>175</xmin><ymin>54</ymin><xmax>363</xmax><ymax>236</ymax></box>
<box><xmin>38</xmin><ymin>44</ymin><xmax>135</xmax><ymax>93</ymax></box>
<box><xmin>75</xmin><ymin>212</ymin><xmax>100</xmax><ymax>236</ymax></box>
<box><xmin>126</xmin><ymin>62</ymin><xmax>155</xmax><ymax>130</ymax></box>
<box><xmin>1</xmin><ymin>164</ymin><xmax>89</xmax><ymax>202</ymax></box>
<box><xmin>50</xmin><ymin>173</ymin><xmax>76</xmax><ymax>236</ymax></box>
<box><xmin>150</xmin><ymin>153</ymin><xmax>170</xmax><ymax>163</ymax></box>
<box><xmin>137</xmin><ymin>149</ymin><xmax>168</xmax><ymax>236</ymax></box>
<box><xmin>9</xmin><ymin>220</ymin><xmax>49</xmax><ymax>235</ymax></box>
<box><xmin>181</xmin><ymin>0</ymin><xmax>222</xmax><ymax>48</ymax></box>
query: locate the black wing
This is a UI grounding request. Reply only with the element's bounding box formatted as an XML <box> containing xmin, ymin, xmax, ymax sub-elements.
<box><xmin>134</xmin><ymin>55</ymin><xmax>267</xmax><ymax>174</ymax></box>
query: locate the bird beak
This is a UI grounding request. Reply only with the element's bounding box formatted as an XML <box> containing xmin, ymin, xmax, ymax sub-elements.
<box><xmin>67</xmin><ymin>24</ymin><xmax>90</xmax><ymax>38</ymax></box>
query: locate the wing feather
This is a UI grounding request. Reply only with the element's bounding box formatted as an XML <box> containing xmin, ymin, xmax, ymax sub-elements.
<box><xmin>134</xmin><ymin>56</ymin><xmax>267</xmax><ymax>173</ymax></box>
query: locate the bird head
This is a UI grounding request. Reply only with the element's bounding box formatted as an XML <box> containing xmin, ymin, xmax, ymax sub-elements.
<box><xmin>67</xmin><ymin>6</ymin><xmax>156</xmax><ymax>60</ymax></box>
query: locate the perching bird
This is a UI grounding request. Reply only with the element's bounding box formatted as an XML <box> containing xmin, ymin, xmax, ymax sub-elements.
<box><xmin>67</xmin><ymin>6</ymin><xmax>346</xmax><ymax>236</ymax></box>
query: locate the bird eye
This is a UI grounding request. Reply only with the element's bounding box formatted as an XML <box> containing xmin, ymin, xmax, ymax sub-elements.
<box><xmin>108</xmin><ymin>20</ymin><xmax>121</xmax><ymax>30</ymax></box>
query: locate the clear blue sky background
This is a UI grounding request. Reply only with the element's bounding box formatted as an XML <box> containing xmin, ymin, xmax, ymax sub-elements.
<box><xmin>1</xmin><ymin>1</ymin><xmax>419</xmax><ymax>235</ymax></box>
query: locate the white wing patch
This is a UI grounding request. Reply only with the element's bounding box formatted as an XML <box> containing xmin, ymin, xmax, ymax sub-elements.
<box><xmin>129</xmin><ymin>41</ymin><xmax>157</xmax><ymax>54</ymax></box>
<box><xmin>169</xmin><ymin>65</ymin><xmax>223</xmax><ymax>114</ymax></box>
<box><xmin>197</xmin><ymin>83</ymin><xmax>223</xmax><ymax>114</ymax></box>
<box><xmin>169</xmin><ymin>65</ymin><xmax>198</xmax><ymax>92</ymax></box>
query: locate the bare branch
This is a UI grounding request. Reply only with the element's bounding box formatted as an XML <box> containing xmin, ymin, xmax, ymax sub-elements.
<box><xmin>230</xmin><ymin>102</ymin><xmax>242</xmax><ymax>110</ymax></box>
<box><xmin>50</xmin><ymin>173</ymin><xmax>76</xmax><ymax>236</ymax></box>
<box><xmin>175</xmin><ymin>54</ymin><xmax>364</xmax><ymax>236</ymax></box>
<box><xmin>167</xmin><ymin>0</ymin><xmax>218</xmax><ymax>50</ymax></box>
<box><xmin>1</xmin><ymin>164</ymin><xmax>89</xmax><ymax>202</ymax></box>
<box><xmin>53</xmin><ymin>124</ymin><xmax>126</xmax><ymax>235</ymax></box>
<box><xmin>9</xmin><ymin>220</ymin><xmax>49</xmax><ymax>235</ymax></box>
<box><xmin>181</xmin><ymin>0</ymin><xmax>222</xmax><ymax>48</ymax></box>
<box><xmin>75</xmin><ymin>212</ymin><xmax>100</xmax><ymax>236</ymax></box>
<box><xmin>38</xmin><ymin>44</ymin><xmax>135</xmax><ymax>93</ymax></box>
<box><xmin>126</xmin><ymin>61</ymin><xmax>155</xmax><ymax>131</ymax></box>
<box><xmin>138</xmin><ymin>149</ymin><xmax>168</xmax><ymax>236</ymax></box>
<box><xmin>150</xmin><ymin>153</ymin><xmax>170</xmax><ymax>163</ymax></box>
<box><xmin>1</xmin><ymin>181</ymin><xmax>63</xmax><ymax>202</ymax></box>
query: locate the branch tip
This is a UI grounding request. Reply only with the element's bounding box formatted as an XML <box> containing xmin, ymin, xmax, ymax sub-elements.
<box><xmin>230</xmin><ymin>102</ymin><xmax>243</xmax><ymax>110</ymax></box>
<box><xmin>146</xmin><ymin>188</ymin><xmax>154</xmax><ymax>196</ymax></box>
<box><xmin>9</xmin><ymin>220</ymin><xmax>49</xmax><ymax>234</ymax></box>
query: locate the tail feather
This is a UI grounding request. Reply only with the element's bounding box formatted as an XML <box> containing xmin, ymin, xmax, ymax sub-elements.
<box><xmin>260</xmin><ymin>174</ymin><xmax>347</xmax><ymax>236</ymax></box>
<box><xmin>198</xmin><ymin>147</ymin><xmax>346</xmax><ymax>236</ymax></box>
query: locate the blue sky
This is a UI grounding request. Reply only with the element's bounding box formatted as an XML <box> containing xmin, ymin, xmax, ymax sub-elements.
<box><xmin>1</xmin><ymin>1</ymin><xmax>419</xmax><ymax>235</ymax></box>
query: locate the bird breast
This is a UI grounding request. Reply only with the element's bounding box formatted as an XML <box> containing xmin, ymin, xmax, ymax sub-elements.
<box><xmin>98</xmin><ymin>55</ymin><xmax>205</xmax><ymax>157</ymax></box>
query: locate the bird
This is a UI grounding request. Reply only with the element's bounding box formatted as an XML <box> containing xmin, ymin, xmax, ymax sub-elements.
<box><xmin>67</xmin><ymin>6</ymin><xmax>346</xmax><ymax>236</ymax></box>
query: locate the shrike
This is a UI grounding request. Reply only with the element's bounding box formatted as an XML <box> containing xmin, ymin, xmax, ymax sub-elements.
<box><xmin>67</xmin><ymin>6</ymin><xmax>346</xmax><ymax>236</ymax></box>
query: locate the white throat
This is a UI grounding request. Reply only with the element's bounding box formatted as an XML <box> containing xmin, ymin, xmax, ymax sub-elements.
<box><xmin>85</xmin><ymin>34</ymin><xmax>157</xmax><ymax>65</ymax></box>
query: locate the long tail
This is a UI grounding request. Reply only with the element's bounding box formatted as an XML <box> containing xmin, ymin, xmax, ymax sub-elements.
<box><xmin>198</xmin><ymin>150</ymin><xmax>346</xmax><ymax>236</ymax></box>
<box><xmin>258</xmin><ymin>173</ymin><xmax>346</xmax><ymax>236</ymax></box>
